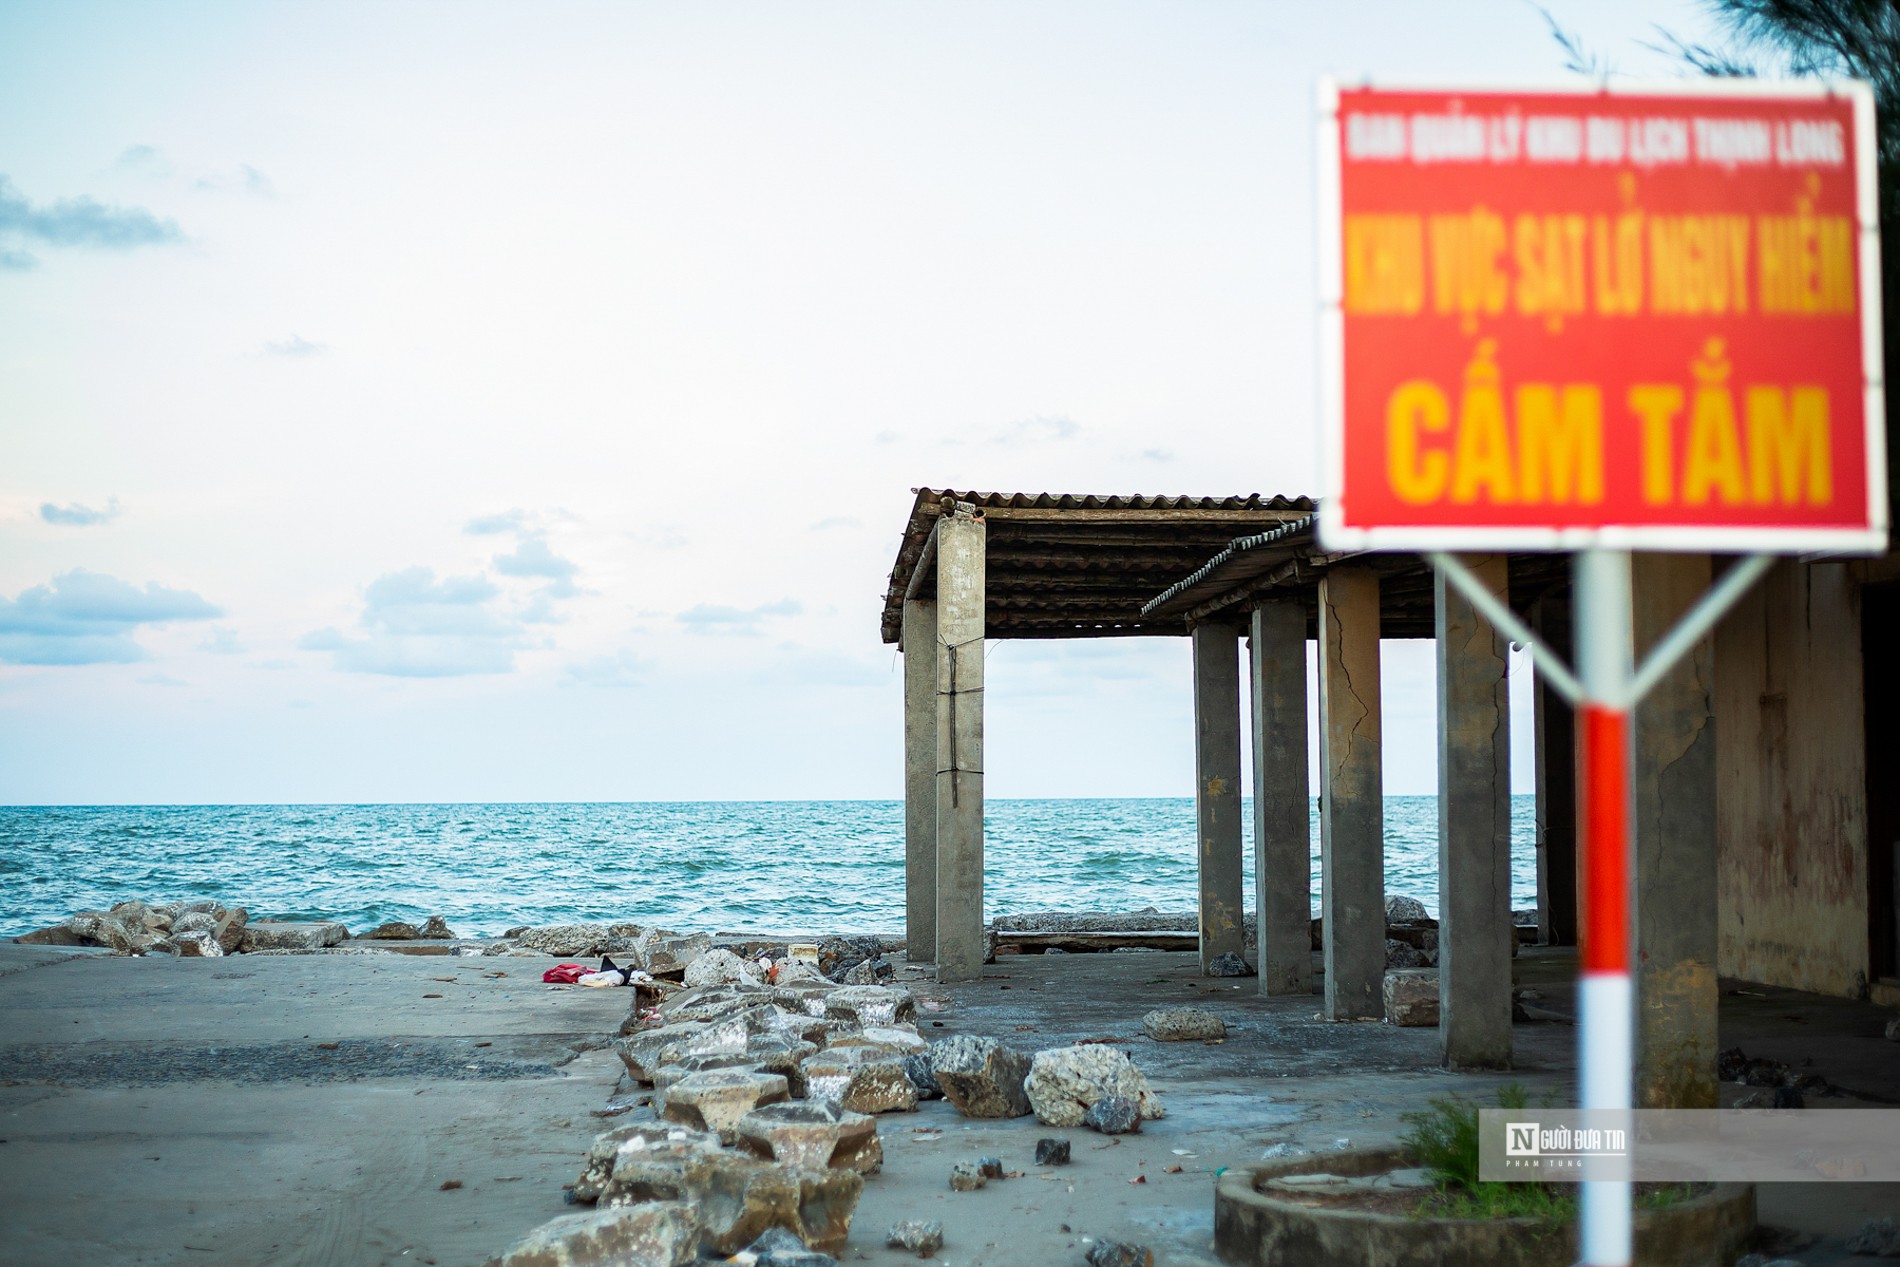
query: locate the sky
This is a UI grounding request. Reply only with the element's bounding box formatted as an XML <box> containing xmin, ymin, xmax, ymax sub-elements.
<box><xmin>0</xmin><ymin>1</ymin><xmax>1739</xmax><ymax>805</ymax></box>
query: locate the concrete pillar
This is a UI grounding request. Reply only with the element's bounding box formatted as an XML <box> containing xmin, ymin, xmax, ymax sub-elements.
<box><xmin>934</xmin><ymin>514</ymin><xmax>986</xmax><ymax>984</ymax></box>
<box><xmin>902</xmin><ymin>597</ymin><xmax>939</xmax><ymax>963</ymax></box>
<box><xmin>1251</xmin><ymin>599</ymin><xmax>1312</xmax><ymax>995</ymax></box>
<box><xmin>1193</xmin><ymin>621</ymin><xmax>1246</xmax><ymax>972</ymax></box>
<box><xmin>1318</xmin><ymin>567</ymin><xmax>1385</xmax><ymax>1019</ymax></box>
<box><xmin>1632</xmin><ymin>553</ymin><xmax>1718</xmax><ymax>1108</ymax></box>
<box><xmin>1530</xmin><ymin>593</ymin><xmax>1578</xmax><ymax>947</ymax></box>
<box><xmin>1435</xmin><ymin>554</ymin><xmax>1514</xmax><ymax>1070</ymax></box>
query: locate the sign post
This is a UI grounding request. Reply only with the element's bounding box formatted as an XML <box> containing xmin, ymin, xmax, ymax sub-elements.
<box><xmin>1316</xmin><ymin>80</ymin><xmax>1883</xmax><ymax>1267</ymax></box>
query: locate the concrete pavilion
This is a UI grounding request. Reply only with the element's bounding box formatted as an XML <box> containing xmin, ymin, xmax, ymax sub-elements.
<box><xmin>880</xmin><ymin>485</ymin><xmax>1900</xmax><ymax>1109</ymax></box>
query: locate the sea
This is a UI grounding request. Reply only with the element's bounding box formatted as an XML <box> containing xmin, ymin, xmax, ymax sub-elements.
<box><xmin>0</xmin><ymin>797</ymin><xmax>1539</xmax><ymax>939</ymax></box>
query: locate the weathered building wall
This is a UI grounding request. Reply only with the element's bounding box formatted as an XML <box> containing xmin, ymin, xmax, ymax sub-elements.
<box><xmin>1714</xmin><ymin>561</ymin><xmax>1869</xmax><ymax>998</ymax></box>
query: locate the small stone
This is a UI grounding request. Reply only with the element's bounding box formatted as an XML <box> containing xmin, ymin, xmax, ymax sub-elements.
<box><xmin>1848</xmin><ymin>1215</ymin><xmax>1900</xmax><ymax>1256</ymax></box>
<box><xmin>365</xmin><ymin>921</ymin><xmax>421</xmax><ymax>940</ymax></box>
<box><xmin>1206</xmin><ymin>952</ymin><xmax>1252</xmax><ymax>978</ymax></box>
<box><xmin>1885</xmin><ymin>1016</ymin><xmax>1900</xmax><ymax>1042</ymax></box>
<box><xmin>1385</xmin><ymin>895</ymin><xmax>1431</xmax><ymax>924</ymax></box>
<box><xmin>975</xmin><ymin>1156</ymin><xmax>1004</xmax><ymax>1179</ymax></box>
<box><xmin>746</xmin><ymin>1226</ymin><xmax>841</xmax><ymax>1267</ymax></box>
<box><xmin>948</xmin><ymin>1162</ymin><xmax>986</xmax><ymax>1192</ymax></box>
<box><xmin>1140</xmin><ymin>1007</ymin><xmax>1226</xmax><ymax>1042</ymax></box>
<box><xmin>1083</xmin><ymin>1094</ymin><xmax>1140</xmax><ymax>1135</ymax></box>
<box><xmin>419</xmin><ymin>915</ymin><xmax>455</xmax><ymax>939</ymax></box>
<box><xmin>1034</xmin><ymin>1138</ymin><xmax>1070</xmax><ymax>1166</ymax></box>
<box><xmin>886</xmin><ymin>1219</ymin><xmax>945</xmax><ymax>1257</ymax></box>
<box><xmin>494</xmin><ymin>1203</ymin><xmax>698</xmax><ymax>1266</ymax></box>
<box><xmin>928</xmin><ymin>1035</ymin><xmax>1032</xmax><ymax>1118</ymax></box>
<box><xmin>1085</xmin><ymin>1241</ymin><xmax>1154</xmax><ymax>1267</ymax></box>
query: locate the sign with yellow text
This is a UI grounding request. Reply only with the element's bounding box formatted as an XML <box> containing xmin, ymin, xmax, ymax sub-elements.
<box><xmin>1317</xmin><ymin>81</ymin><xmax>1885</xmax><ymax>552</ymax></box>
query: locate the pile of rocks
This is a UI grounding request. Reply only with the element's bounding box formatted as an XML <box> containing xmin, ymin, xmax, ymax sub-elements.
<box><xmin>13</xmin><ymin>900</ymin><xmax>457</xmax><ymax>958</ymax></box>
<box><xmin>16</xmin><ymin>899</ymin><xmax>254</xmax><ymax>957</ymax></box>
<box><xmin>494</xmin><ymin>944</ymin><xmax>1167</xmax><ymax>1265</ymax></box>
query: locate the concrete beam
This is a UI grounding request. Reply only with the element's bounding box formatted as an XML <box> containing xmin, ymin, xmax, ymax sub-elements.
<box><xmin>1318</xmin><ymin>567</ymin><xmax>1385</xmax><ymax>1020</ymax></box>
<box><xmin>1193</xmin><ymin>621</ymin><xmax>1246</xmax><ymax>972</ymax></box>
<box><xmin>902</xmin><ymin>597</ymin><xmax>939</xmax><ymax>964</ymax></box>
<box><xmin>1633</xmin><ymin>553</ymin><xmax>1718</xmax><ymax>1108</ymax></box>
<box><xmin>1251</xmin><ymin>600</ymin><xmax>1312</xmax><ymax>996</ymax></box>
<box><xmin>934</xmin><ymin>514</ymin><xmax>986</xmax><ymax>984</ymax></box>
<box><xmin>1530</xmin><ymin>593</ymin><xmax>1578</xmax><ymax>947</ymax></box>
<box><xmin>1435</xmin><ymin>554</ymin><xmax>1514</xmax><ymax>1070</ymax></box>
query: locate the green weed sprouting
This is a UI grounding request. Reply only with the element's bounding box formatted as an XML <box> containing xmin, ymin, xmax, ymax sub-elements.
<box><xmin>1397</xmin><ymin>1085</ymin><xmax>1576</xmax><ymax>1223</ymax></box>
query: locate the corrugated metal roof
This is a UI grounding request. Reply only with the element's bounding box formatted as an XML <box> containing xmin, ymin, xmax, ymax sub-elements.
<box><xmin>880</xmin><ymin>488</ymin><xmax>1315</xmax><ymax>643</ymax></box>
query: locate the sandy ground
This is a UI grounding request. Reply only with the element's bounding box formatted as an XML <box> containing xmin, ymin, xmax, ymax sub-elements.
<box><xmin>1</xmin><ymin>941</ymin><xmax>1894</xmax><ymax>1266</ymax></box>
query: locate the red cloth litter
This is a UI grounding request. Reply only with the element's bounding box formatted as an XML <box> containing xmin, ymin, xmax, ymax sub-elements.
<box><xmin>543</xmin><ymin>963</ymin><xmax>589</xmax><ymax>984</ymax></box>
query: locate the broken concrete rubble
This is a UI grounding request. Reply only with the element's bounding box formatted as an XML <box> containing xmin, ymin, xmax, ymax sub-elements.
<box><xmin>736</xmin><ymin>1101</ymin><xmax>883</xmax><ymax>1175</ymax></box>
<box><xmin>487</xmin><ymin>1200</ymin><xmax>698</xmax><ymax>1267</ymax></box>
<box><xmin>801</xmin><ymin>1046</ymin><xmax>918</xmax><ymax>1114</ymax></box>
<box><xmin>659</xmin><ymin>1070</ymin><xmax>791</xmax><ymax>1143</ymax></box>
<box><xmin>926</xmin><ymin>1035</ymin><xmax>1032</xmax><ymax>1118</ymax></box>
<box><xmin>886</xmin><ymin>1219</ymin><xmax>944</xmax><ymax>1257</ymax></box>
<box><xmin>824</xmin><ymin>985</ymin><xmax>916</xmax><ymax>1028</ymax></box>
<box><xmin>1023</xmin><ymin>1045</ymin><xmax>1165</xmax><ymax>1128</ymax></box>
<box><xmin>1383</xmin><ymin>969</ymin><xmax>1440</xmax><ymax>1027</ymax></box>
<box><xmin>1139</xmin><ymin>1007</ymin><xmax>1225</xmax><ymax>1042</ymax></box>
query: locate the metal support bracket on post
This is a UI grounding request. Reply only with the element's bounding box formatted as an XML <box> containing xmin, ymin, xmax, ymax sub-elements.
<box><xmin>1426</xmin><ymin>552</ymin><xmax>1774</xmax><ymax>711</ymax></box>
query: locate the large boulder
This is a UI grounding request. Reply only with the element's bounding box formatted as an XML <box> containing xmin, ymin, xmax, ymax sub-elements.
<box><xmin>240</xmin><ymin>920</ymin><xmax>348</xmax><ymax>952</ymax></box>
<box><xmin>736</xmin><ymin>1101</ymin><xmax>883</xmax><ymax>1175</ymax></box>
<box><xmin>64</xmin><ymin>914</ymin><xmax>135</xmax><ymax>952</ymax></box>
<box><xmin>616</xmin><ymin>1022</ymin><xmax>714</xmax><ymax>1084</ymax></box>
<box><xmin>644</xmin><ymin>933</ymin><xmax>714</xmax><ymax>977</ymax></box>
<box><xmin>516</xmin><ymin>924</ymin><xmax>611</xmax><ymax>957</ymax></box>
<box><xmin>213</xmin><ymin>907</ymin><xmax>249</xmax><ymax>954</ymax></box>
<box><xmin>1385</xmin><ymin>895</ymin><xmax>1431</xmax><ymax>924</ymax></box>
<box><xmin>928</xmin><ymin>1036</ymin><xmax>1032</xmax><ymax>1118</ymax></box>
<box><xmin>684</xmin><ymin>948</ymin><xmax>761</xmax><ymax>989</ymax></box>
<box><xmin>1140</xmin><ymin>1007</ymin><xmax>1226</xmax><ymax>1042</ymax></box>
<box><xmin>1023</xmin><ymin>1046</ymin><xmax>1164</xmax><ymax>1128</ymax></box>
<box><xmin>364</xmin><ymin>921</ymin><xmax>421</xmax><ymax>940</ymax></box>
<box><xmin>491</xmin><ymin>1201</ymin><xmax>698</xmax><ymax>1267</ymax></box>
<box><xmin>1383</xmin><ymin>969</ymin><xmax>1440</xmax><ymax>1026</ymax></box>
<box><xmin>660</xmin><ymin>1071</ymin><xmax>791</xmax><ymax>1143</ymax></box>
<box><xmin>174</xmin><ymin>930</ymin><xmax>224</xmax><ymax>957</ymax></box>
<box><xmin>13</xmin><ymin>924</ymin><xmax>89</xmax><ymax>946</ymax></box>
<box><xmin>800</xmin><ymin>1047</ymin><xmax>918</xmax><ymax>1114</ymax></box>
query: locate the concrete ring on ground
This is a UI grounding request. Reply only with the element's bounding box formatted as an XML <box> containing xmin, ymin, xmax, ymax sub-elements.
<box><xmin>1213</xmin><ymin>1147</ymin><xmax>1755</xmax><ymax>1267</ymax></box>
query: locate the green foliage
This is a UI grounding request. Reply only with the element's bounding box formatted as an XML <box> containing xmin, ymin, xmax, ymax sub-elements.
<box><xmin>1399</xmin><ymin>1085</ymin><xmax>1575</xmax><ymax>1224</ymax></box>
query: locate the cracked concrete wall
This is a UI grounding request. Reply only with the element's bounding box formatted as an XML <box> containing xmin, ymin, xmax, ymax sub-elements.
<box><xmin>1318</xmin><ymin>567</ymin><xmax>1385</xmax><ymax>1020</ymax></box>
<box><xmin>1193</xmin><ymin>620</ymin><xmax>1246</xmax><ymax>973</ymax></box>
<box><xmin>1713</xmin><ymin>559</ymin><xmax>1869</xmax><ymax>999</ymax></box>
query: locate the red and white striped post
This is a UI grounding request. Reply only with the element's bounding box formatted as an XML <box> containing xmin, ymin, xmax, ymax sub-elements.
<box><xmin>1574</xmin><ymin>548</ymin><xmax>1635</xmax><ymax>1267</ymax></box>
